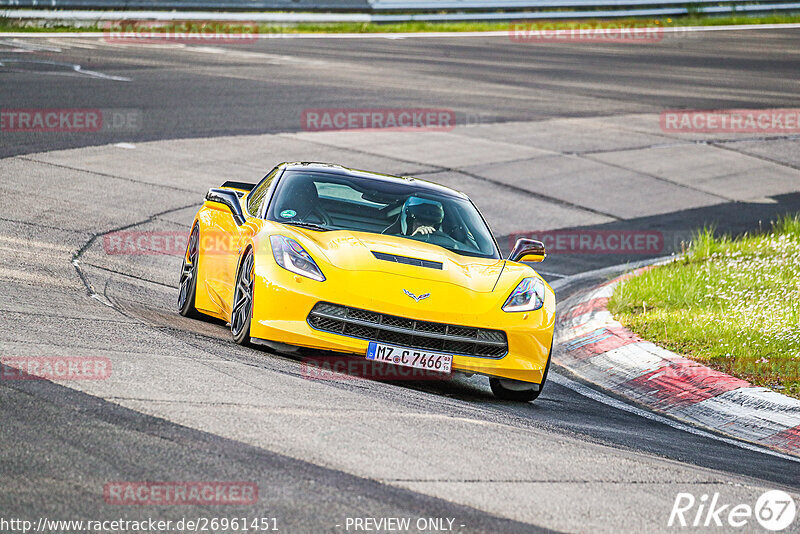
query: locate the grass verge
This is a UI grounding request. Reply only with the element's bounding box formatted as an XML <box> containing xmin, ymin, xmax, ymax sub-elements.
<box><xmin>608</xmin><ymin>214</ymin><xmax>800</xmax><ymax>399</ymax></box>
<box><xmin>0</xmin><ymin>13</ymin><xmax>800</xmax><ymax>34</ymax></box>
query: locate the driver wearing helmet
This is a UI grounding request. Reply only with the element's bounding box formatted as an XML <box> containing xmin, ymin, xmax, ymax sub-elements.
<box><xmin>399</xmin><ymin>196</ymin><xmax>445</xmax><ymax>237</ymax></box>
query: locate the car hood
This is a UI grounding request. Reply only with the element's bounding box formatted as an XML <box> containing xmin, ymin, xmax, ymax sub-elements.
<box><xmin>288</xmin><ymin>228</ymin><xmax>511</xmax><ymax>293</ymax></box>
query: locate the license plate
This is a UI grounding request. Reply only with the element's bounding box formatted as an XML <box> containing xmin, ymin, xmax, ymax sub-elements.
<box><xmin>366</xmin><ymin>342</ymin><xmax>452</xmax><ymax>374</ymax></box>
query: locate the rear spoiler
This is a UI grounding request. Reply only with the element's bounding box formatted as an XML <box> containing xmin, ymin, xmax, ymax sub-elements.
<box><xmin>220</xmin><ymin>181</ymin><xmax>256</xmax><ymax>192</ymax></box>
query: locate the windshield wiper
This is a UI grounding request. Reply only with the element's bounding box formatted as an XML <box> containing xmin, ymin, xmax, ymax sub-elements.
<box><xmin>284</xmin><ymin>221</ymin><xmax>331</xmax><ymax>232</ymax></box>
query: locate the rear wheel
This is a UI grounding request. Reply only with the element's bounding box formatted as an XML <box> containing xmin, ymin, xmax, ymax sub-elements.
<box><xmin>490</xmin><ymin>342</ymin><xmax>552</xmax><ymax>402</ymax></box>
<box><xmin>178</xmin><ymin>225</ymin><xmax>202</xmax><ymax>318</ymax></box>
<box><xmin>231</xmin><ymin>249</ymin><xmax>254</xmax><ymax>345</ymax></box>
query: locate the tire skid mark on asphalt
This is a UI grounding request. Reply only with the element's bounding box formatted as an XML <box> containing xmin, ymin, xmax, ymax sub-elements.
<box><xmin>0</xmin><ymin>234</ymin><xmax>75</xmax><ymax>252</ymax></box>
<box><xmin>92</xmin><ymin>402</ymin><xmax>504</xmax><ymax>424</ymax></box>
<box><xmin>0</xmin><ymin>214</ymin><xmax>90</xmax><ymax>234</ymax></box>
<box><xmin>18</xmin><ymin>156</ymin><xmax>202</xmax><ymax>194</ymax></box>
<box><xmin>383</xmin><ymin>478</ymin><xmax>736</xmax><ymax>484</ymax></box>
<box><xmin>81</xmin><ymin>261</ymin><xmax>179</xmax><ymax>289</ymax></box>
<box><xmin>0</xmin><ymin>308</ymin><xmax>134</xmax><ymax>323</ymax></box>
<box><xmin>0</xmin><ymin>266</ymin><xmax>83</xmax><ymax>289</ymax></box>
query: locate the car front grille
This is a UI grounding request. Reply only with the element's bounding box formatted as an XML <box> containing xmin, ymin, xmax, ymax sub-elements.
<box><xmin>307</xmin><ymin>302</ymin><xmax>508</xmax><ymax>358</ymax></box>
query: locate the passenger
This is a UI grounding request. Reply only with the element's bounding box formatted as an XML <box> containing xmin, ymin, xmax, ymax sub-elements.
<box><xmin>274</xmin><ymin>176</ymin><xmax>330</xmax><ymax>225</ymax></box>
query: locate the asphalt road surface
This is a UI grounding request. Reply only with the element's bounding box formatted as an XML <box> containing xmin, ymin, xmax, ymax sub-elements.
<box><xmin>3</xmin><ymin>27</ymin><xmax>800</xmax><ymax>157</ymax></box>
<box><xmin>1</xmin><ymin>27</ymin><xmax>800</xmax><ymax>533</ymax></box>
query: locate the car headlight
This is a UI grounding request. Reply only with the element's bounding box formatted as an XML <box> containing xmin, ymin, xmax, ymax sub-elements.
<box><xmin>270</xmin><ymin>235</ymin><xmax>325</xmax><ymax>282</ymax></box>
<box><xmin>502</xmin><ymin>277</ymin><xmax>545</xmax><ymax>312</ymax></box>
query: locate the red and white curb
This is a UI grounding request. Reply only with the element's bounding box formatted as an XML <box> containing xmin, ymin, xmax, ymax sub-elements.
<box><xmin>555</xmin><ymin>268</ymin><xmax>800</xmax><ymax>457</ymax></box>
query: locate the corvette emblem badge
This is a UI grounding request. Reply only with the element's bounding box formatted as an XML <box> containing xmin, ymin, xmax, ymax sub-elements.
<box><xmin>403</xmin><ymin>289</ymin><xmax>430</xmax><ymax>302</ymax></box>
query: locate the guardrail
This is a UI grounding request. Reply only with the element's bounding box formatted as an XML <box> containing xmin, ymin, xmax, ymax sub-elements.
<box><xmin>0</xmin><ymin>0</ymin><xmax>371</xmax><ymax>9</ymax></box>
<box><xmin>371</xmin><ymin>3</ymin><xmax>800</xmax><ymax>20</ymax></box>
<box><xmin>1</xmin><ymin>0</ymin><xmax>799</xmax><ymax>20</ymax></box>
<box><xmin>372</xmin><ymin>0</ymin><xmax>799</xmax><ymax>8</ymax></box>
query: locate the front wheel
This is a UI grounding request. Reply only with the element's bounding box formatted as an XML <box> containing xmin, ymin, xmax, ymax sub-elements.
<box><xmin>489</xmin><ymin>342</ymin><xmax>552</xmax><ymax>402</ymax></box>
<box><xmin>231</xmin><ymin>249</ymin><xmax>254</xmax><ymax>345</ymax></box>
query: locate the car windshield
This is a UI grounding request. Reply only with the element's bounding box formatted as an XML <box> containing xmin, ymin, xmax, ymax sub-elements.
<box><xmin>266</xmin><ymin>170</ymin><xmax>499</xmax><ymax>259</ymax></box>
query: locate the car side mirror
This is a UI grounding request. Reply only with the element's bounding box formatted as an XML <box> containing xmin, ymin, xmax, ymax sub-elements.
<box><xmin>508</xmin><ymin>238</ymin><xmax>546</xmax><ymax>263</ymax></box>
<box><xmin>206</xmin><ymin>188</ymin><xmax>246</xmax><ymax>226</ymax></box>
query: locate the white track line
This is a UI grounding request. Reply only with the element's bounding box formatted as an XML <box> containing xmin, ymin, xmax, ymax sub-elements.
<box><xmin>549</xmin><ymin>371</ymin><xmax>800</xmax><ymax>463</ymax></box>
<box><xmin>0</xmin><ymin>22</ymin><xmax>799</xmax><ymax>39</ymax></box>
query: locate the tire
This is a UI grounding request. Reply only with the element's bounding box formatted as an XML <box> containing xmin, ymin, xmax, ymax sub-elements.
<box><xmin>231</xmin><ymin>248</ymin><xmax>255</xmax><ymax>345</ymax></box>
<box><xmin>489</xmin><ymin>341</ymin><xmax>552</xmax><ymax>402</ymax></box>
<box><xmin>178</xmin><ymin>224</ymin><xmax>202</xmax><ymax>318</ymax></box>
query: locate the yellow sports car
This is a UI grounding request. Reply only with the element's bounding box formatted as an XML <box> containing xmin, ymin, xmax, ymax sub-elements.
<box><xmin>178</xmin><ymin>163</ymin><xmax>555</xmax><ymax>401</ymax></box>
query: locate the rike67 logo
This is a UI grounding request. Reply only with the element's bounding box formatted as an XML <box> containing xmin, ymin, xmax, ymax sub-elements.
<box><xmin>669</xmin><ymin>490</ymin><xmax>796</xmax><ymax>531</ymax></box>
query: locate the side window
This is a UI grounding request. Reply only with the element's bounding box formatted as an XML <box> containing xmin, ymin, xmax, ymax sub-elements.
<box><xmin>247</xmin><ymin>168</ymin><xmax>279</xmax><ymax>217</ymax></box>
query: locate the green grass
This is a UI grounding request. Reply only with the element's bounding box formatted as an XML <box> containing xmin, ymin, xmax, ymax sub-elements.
<box><xmin>608</xmin><ymin>214</ymin><xmax>800</xmax><ymax>398</ymax></box>
<box><xmin>1</xmin><ymin>13</ymin><xmax>800</xmax><ymax>34</ymax></box>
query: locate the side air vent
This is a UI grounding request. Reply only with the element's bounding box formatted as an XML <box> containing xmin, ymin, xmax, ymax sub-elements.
<box><xmin>372</xmin><ymin>251</ymin><xmax>443</xmax><ymax>270</ymax></box>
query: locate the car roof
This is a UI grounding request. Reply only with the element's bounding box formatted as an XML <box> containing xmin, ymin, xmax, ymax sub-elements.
<box><xmin>278</xmin><ymin>162</ymin><xmax>469</xmax><ymax>200</ymax></box>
